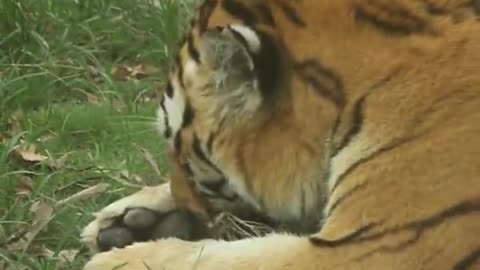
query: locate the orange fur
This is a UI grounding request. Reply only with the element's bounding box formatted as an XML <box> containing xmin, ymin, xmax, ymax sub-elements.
<box><xmin>167</xmin><ymin>148</ymin><xmax>212</xmax><ymax>221</ymax></box>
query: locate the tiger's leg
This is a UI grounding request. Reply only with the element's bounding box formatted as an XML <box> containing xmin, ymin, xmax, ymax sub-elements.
<box><xmin>84</xmin><ymin>234</ymin><xmax>317</xmax><ymax>270</ymax></box>
<box><xmin>82</xmin><ymin>219</ymin><xmax>480</xmax><ymax>270</ymax></box>
<box><xmin>84</xmin><ymin>210</ymin><xmax>480</xmax><ymax>270</ymax></box>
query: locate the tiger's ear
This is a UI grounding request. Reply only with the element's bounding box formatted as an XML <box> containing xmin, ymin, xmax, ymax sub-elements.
<box><xmin>201</xmin><ymin>25</ymin><xmax>260</xmax><ymax>90</ymax></box>
<box><xmin>199</xmin><ymin>25</ymin><xmax>264</xmax><ymax>121</ymax></box>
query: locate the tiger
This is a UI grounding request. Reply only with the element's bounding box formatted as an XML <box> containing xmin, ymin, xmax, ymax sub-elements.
<box><xmin>81</xmin><ymin>0</ymin><xmax>480</xmax><ymax>269</ymax></box>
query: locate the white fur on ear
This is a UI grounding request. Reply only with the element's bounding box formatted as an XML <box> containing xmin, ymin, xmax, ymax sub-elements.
<box><xmin>229</xmin><ymin>25</ymin><xmax>261</xmax><ymax>53</ymax></box>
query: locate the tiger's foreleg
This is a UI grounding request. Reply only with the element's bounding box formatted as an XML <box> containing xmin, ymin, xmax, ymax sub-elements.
<box><xmin>84</xmin><ymin>234</ymin><xmax>322</xmax><ymax>270</ymax></box>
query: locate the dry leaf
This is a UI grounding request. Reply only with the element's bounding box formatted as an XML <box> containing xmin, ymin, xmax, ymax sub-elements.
<box><xmin>37</xmin><ymin>133</ymin><xmax>56</xmax><ymax>143</ymax></box>
<box><xmin>6</xmin><ymin>110</ymin><xmax>23</xmax><ymax>136</ymax></box>
<box><xmin>55</xmin><ymin>183</ymin><xmax>110</xmax><ymax>208</ymax></box>
<box><xmin>119</xmin><ymin>170</ymin><xmax>145</xmax><ymax>185</ymax></box>
<box><xmin>142</xmin><ymin>64</ymin><xmax>160</xmax><ymax>76</ymax></box>
<box><xmin>3</xmin><ymin>185</ymin><xmax>107</xmax><ymax>254</ymax></box>
<box><xmin>130</xmin><ymin>64</ymin><xmax>147</xmax><ymax>79</ymax></box>
<box><xmin>15</xmin><ymin>175</ymin><xmax>33</xmax><ymax>197</ymax></box>
<box><xmin>134</xmin><ymin>144</ymin><xmax>162</xmax><ymax>178</ymax></box>
<box><xmin>111</xmin><ymin>98</ymin><xmax>126</xmax><ymax>112</ymax></box>
<box><xmin>18</xmin><ymin>201</ymin><xmax>53</xmax><ymax>250</ymax></box>
<box><xmin>130</xmin><ymin>64</ymin><xmax>159</xmax><ymax>79</ymax></box>
<box><xmin>6</xmin><ymin>201</ymin><xmax>54</xmax><ymax>252</ymax></box>
<box><xmin>28</xmin><ymin>245</ymin><xmax>55</xmax><ymax>258</ymax></box>
<box><xmin>30</xmin><ymin>201</ymin><xmax>54</xmax><ymax>222</ymax></box>
<box><xmin>85</xmin><ymin>92</ymin><xmax>101</xmax><ymax>106</ymax></box>
<box><xmin>87</xmin><ymin>64</ymin><xmax>103</xmax><ymax>83</ymax></box>
<box><xmin>20</xmin><ymin>150</ymin><xmax>48</xmax><ymax>162</ymax></box>
<box><xmin>87</xmin><ymin>64</ymin><xmax>99</xmax><ymax>77</ymax></box>
<box><xmin>54</xmin><ymin>249</ymin><xmax>79</xmax><ymax>270</ymax></box>
<box><xmin>111</xmin><ymin>64</ymin><xmax>160</xmax><ymax>81</ymax></box>
<box><xmin>111</xmin><ymin>65</ymin><xmax>131</xmax><ymax>81</ymax></box>
<box><xmin>44</xmin><ymin>153</ymin><xmax>70</xmax><ymax>170</ymax></box>
<box><xmin>10</xmin><ymin>144</ymin><xmax>48</xmax><ymax>167</ymax></box>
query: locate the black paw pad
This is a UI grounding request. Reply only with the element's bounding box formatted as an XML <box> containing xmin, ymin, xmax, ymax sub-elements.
<box><xmin>96</xmin><ymin>208</ymin><xmax>210</xmax><ymax>252</ymax></box>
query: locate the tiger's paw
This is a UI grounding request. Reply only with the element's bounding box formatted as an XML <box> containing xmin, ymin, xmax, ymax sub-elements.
<box><xmin>81</xmin><ymin>184</ymin><xmax>209</xmax><ymax>252</ymax></box>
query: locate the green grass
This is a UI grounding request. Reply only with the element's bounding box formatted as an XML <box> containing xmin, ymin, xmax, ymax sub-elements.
<box><xmin>0</xmin><ymin>0</ymin><xmax>197</xmax><ymax>268</ymax></box>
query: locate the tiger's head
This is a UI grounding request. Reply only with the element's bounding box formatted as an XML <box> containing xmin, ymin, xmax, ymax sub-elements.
<box><xmin>158</xmin><ymin>23</ymin><xmax>292</xmax><ymax>214</ymax></box>
<box><xmin>155</xmin><ymin>1</ymin><xmax>333</xmax><ymax>232</ymax></box>
<box><xmin>157</xmin><ymin>24</ymin><xmax>289</xmax><ymax>145</ymax></box>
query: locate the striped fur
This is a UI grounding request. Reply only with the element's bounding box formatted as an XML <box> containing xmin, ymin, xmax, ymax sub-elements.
<box><xmin>85</xmin><ymin>1</ymin><xmax>480</xmax><ymax>269</ymax></box>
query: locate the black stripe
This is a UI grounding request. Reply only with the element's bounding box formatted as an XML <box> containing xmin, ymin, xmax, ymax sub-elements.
<box><xmin>423</xmin><ymin>2</ymin><xmax>448</xmax><ymax>15</ymax></box>
<box><xmin>166</xmin><ymin>82</ymin><xmax>174</xmax><ymax>98</ymax></box>
<box><xmin>201</xmin><ymin>191</ymin><xmax>237</xmax><ymax>202</ymax></box>
<box><xmin>252</xmin><ymin>30</ymin><xmax>282</xmax><ymax>101</ymax></box>
<box><xmin>192</xmin><ymin>134</ymin><xmax>211</xmax><ymax>165</ymax></box>
<box><xmin>300</xmin><ymin>188</ymin><xmax>306</xmax><ymax>217</ymax></box>
<box><xmin>353</xmin><ymin>3</ymin><xmax>430</xmax><ymax>36</ymax></box>
<box><xmin>182</xmin><ymin>103</ymin><xmax>194</xmax><ymax>128</ymax></box>
<box><xmin>294</xmin><ymin>59</ymin><xmax>346</xmax><ymax>109</ymax></box>
<box><xmin>206</xmin><ymin>131</ymin><xmax>216</xmax><ymax>153</ymax></box>
<box><xmin>206</xmin><ymin>116</ymin><xmax>227</xmax><ymax>155</ymax></box>
<box><xmin>310</xmin><ymin>222</ymin><xmax>380</xmax><ymax>247</ymax></box>
<box><xmin>371</xmin><ymin>200</ymin><xmax>480</xmax><ymax>243</ymax></box>
<box><xmin>187</xmin><ymin>34</ymin><xmax>200</xmax><ymax>64</ymax></box>
<box><xmin>273</xmin><ymin>0</ymin><xmax>306</xmax><ymax>27</ymax></box>
<box><xmin>200</xmin><ymin>177</ymin><xmax>226</xmax><ymax>194</ymax></box>
<box><xmin>254</xmin><ymin>3</ymin><xmax>276</xmax><ymax>26</ymax></box>
<box><xmin>223</xmin><ymin>0</ymin><xmax>258</xmax><ymax>25</ymax></box>
<box><xmin>174</xmin><ymin>133</ymin><xmax>182</xmax><ymax>152</ymax></box>
<box><xmin>159</xmin><ymin>99</ymin><xmax>172</xmax><ymax>138</ymax></box>
<box><xmin>453</xmin><ymin>247</ymin><xmax>480</xmax><ymax>270</ymax></box>
<box><xmin>192</xmin><ymin>134</ymin><xmax>221</xmax><ymax>173</ymax></box>
<box><xmin>197</xmin><ymin>0</ymin><xmax>217</xmax><ymax>33</ymax></box>
<box><xmin>472</xmin><ymin>0</ymin><xmax>480</xmax><ymax>15</ymax></box>
<box><xmin>183</xmin><ymin>162</ymin><xmax>194</xmax><ymax>177</ymax></box>
<box><xmin>326</xmin><ymin>182</ymin><xmax>368</xmax><ymax>218</ymax></box>
<box><xmin>177</xmin><ymin>35</ymin><xmax>188</xmax><ymax>52</ymax></box>
<box><xmin>353</xmin><ymin>199</ymin><xmax>480</xmax><ymax>262</ymax></box>
<box><xmin>330</xmin><ymin>135</ymin><xmax>421</xmax><ymax>194</ymax></box>
<box><xmin>331</xmin><ymin>67</ymin><xmax>400</xmax><ymax>154</ymax></box>
<box><xmin>222</xmin><ymin>1</ymin><xmax>275</xmax><ymax>26</ymax></box>
<box><xmin>175</xmin><ymin>55</ymin><xmax>185</xmax><ymax>89</ymax></box>
<box><xmin>313</xmin><ymin>198</ymin><xmax>480</xmax><ymax>250</ymax></box>
<box><xmin>333</xmin><ymin>96</ymin><xmax>366</xmax><ymax>155</ymax></box>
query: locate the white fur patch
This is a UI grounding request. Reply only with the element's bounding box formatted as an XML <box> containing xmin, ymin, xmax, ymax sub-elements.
<box><xmin>155</xmin><ymin>105</ymin><xmax>168</xmax><ymax>135</ymax></box>
<box><xmin>229</xmin><ymin>25</ymin><xmax>261</xmax><ymax>53</ymax></box>
<box><xmin>184</xmin><ymin>59</ymin><xmax>198</xmax><ymax>78</ymax></box>
<box><xmin>156</xmin><ymin>78</ymin><xmax>186</xmax><ymax>141</ymax></box>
